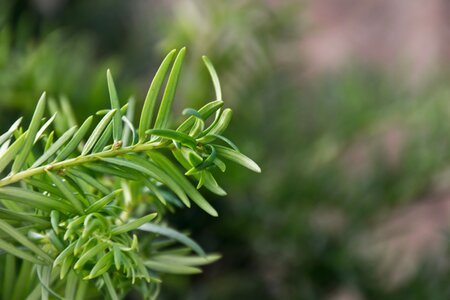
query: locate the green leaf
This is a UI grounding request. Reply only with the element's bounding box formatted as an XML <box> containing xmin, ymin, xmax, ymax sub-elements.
<box><xmin>189</xmin><ymin>118</ymin><xmax>205</xmax><ymax>138</ymax></box>
<box><xmin>102</xmin><ymin>273</ymin><xmax>119</xmax><ymax>300</ymax></box>
<box><xmin>2</xmin><ymin>255</ymin><xmax>15</xmax><ymax>300</ymax></box>
<box><xmin>185</xmin><ymin>145</ymin><xmax>217</xmax><ymax>174</ymax></box>
<box><xmin>25</xmin><ymin>178</ymin><xmax>64</xmax><ymax>198</ymax></box>
<box><xmin>44</xmin><ymin>131</ymin><xmax>54</xmax><ymax>152</ymax></box>
<box><xmin>45</xmin><ymin>171</ymin><xmax>85</xmax><ymax>214</ymax></box>
<box><xmin>153</xmin><ymin>48</ymin><xmax>186</xmax><ymax>130</ymax></box>
<box><xmin>198</xmin><ymin>108</ymin><xmax>232</xmax><ymax>139</ymax></box>
<box><xmin>171</xmin><ymin>148</ymin><xmax>194</xmax><ymax>170</ymax></box>
<box><xmin>60</xmin><ymin>255</ymin><xmax>75</xmax><ymax>280</ymax></box>
<box><xmin>64</xmin><ymin>272</ymin><xmax>78</xmax><ymax>299</ymax></box>
<box><xmin>182</xmin><ymin>108</ymin><xmax>202</xmax><ymax>119</ymax></box>
<box><xmin>147</xmin><ymin>152</ymin><xmax>218</xmax><ymax>216</ymax></box>
<box><xmin>214</xmin><ymin>145</ymin><xmax>261</xmax><ymax>173</ymax></box>
<box><xmin>85</xmin><ymin>163</ymin><xmax>141</xmax><ymax>181</ymax></box>
<box><xmin>81</xmin><ymin>109</ymin><xmax>117</xmax><ymax>155</ymax></box>
<box><xmin>0</xmin><ymin>208</ymin><xmax>50</xmax><ymax>225</ymax></box>
<box><xmin>201</xmin><ymin>134</ymin><xmax>239</xmax><ymax>151</ymax></box>
<box><xmin>146</xmin><ymin>129</ymin><xmax>197</xmax><ymax>149</ymax></box>
<box><xmin>84</xmin><ymin>189</ymin><xmax>122</xmax><ymax>214</ymax></box>
<box><xmin>0</xmin><ymin>117</ymin><xmax>22</xmax><ymax>146</ymax></box>
<box><xmin>186</xmin><ymin>149</ymin><xmax>203</xmax><ymax>167</ymax></box>
<box><xmin>0</xmin><ymin>219</ymin><xmax>52</xmax><ymax>263</ymax></box>
<box><xmin>200</xmin><ymin>171</ymin><xmax>227</xmax><ymax>196</ymax></box>
<box><xmin>138</xmin><ymin>223</ymin><xmax>205</xmax><ymax>256</ymax></box>
<box><xmin>92</xmin><ymin>122</ymin><xmax>112</xmax><ymax>153</ymax></box>
<box><xmin>32</xmin><ymin>126</ymin><xmax>78</xmax><ymax>168</ymax></box>
<box><xmin>106</xmin><ymin>69</ymin><xmax>123</xmax><ymax>143</ymax></box>
<box><xmin>86</xmin><ymin>252</ymin><xmax>113</xmax><ymax>279</ymax></box>
<box><xmin>213</xmin><ymin>157</ymin><xmax>227</xmax><ymax>172</ymax></box>
<box><xmin>14</xmin><ymin>260</ymin><xmax>35</xmax><ymax>300</ymax></box>
<box><xmin>111</xmin><ymin>213</ymin><xmax>157</xmax><ymax>235</ymax></box>
<box><xmin>113</xmin><ymin>246</ymin><xmax>122</xmax><ymax>270</ymax></box>
<box><xmin>0</xmin><ymin>187</ymin><xmax>76</xmax><ymax>213</ymax></box>
<box><xmin>50</xmin><ymin>210</ymin><xmax>60</xmax><ymax>233</ymax></box>
<box><xmin>144</xmin><ymin>260</ymin><xmax>201</xmax><ymax>274</ymax></box>
<box><xmin>104</xmin><ymin>156</ymin><xmax>190</xmax><ymax>207</ymax></box>
<box><xmin>0</xmin><ymin>133</ymin><xmax>26</xmax><ymax>174</ymax></box>
<box><xmin>34</xmin><ymin>113</ymin><xmax>57</xmax><ymax>144</ymax></box>
<box><xmin>122</xmin><ymin>97</ymin><xmax>135</xmax><ymax>147</ymax></box>
<box><xmin>0</xmin><ymin>239</ymin><xmax>43</xmax><ymax>265</ymax></box>
<box><xmin>139</xmin><ymin>49</ymin><xmax>177</xmax><ymax>141</ymax></box>
<box><xmin>74</xmin><ymin>242</ymin><xmax>108</xmax><ymax>270</ymax></box>
<box><xmin>60</xmin><ymin>96</ymin><xmax>78</xmax><ymax>128</ymax></box>
<box><xmin>177</xmin><ymin>100</ymin><xmax>224</xmax><ymax>133</ymax></box>
<box><xmin>143</xmin><ymin>178</ymin><xmax>166</xmax><ymax>205</ymax></box>
<box><xmin>12</xmin><ymin>92</ymin><xmax>46</xmax><ymax>173</ymax></box>
<box><xmin>153</xmin><ymin>253</ymin><xmax>221</xmax><ymax>266</ymax></box>
<box><xmin>67</xmin><ymin>168</ymin><xmax>110</xmax><ymax>195</ymax></box>
<box><xmin>202</xmin><ymin>56</ymin><xmax>222</xmax><ymax>101</ymax></box>
<box><xmin>54</xmin><ymin>116</ymin><xmax>93</xmax><ymax>162</ymax></box>
<box><xmin>122</xmin><ymin>116</ymin><xmax>136</xmax><ymax>146</ymax></box>
<box><xmin>48</xmin><ymin>99</ymin><xmax>66</xmax><ymax>135</ymax></box>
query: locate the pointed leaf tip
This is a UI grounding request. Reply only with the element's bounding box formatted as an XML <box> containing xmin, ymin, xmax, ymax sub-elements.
<box><xmin>138</xmin><ymin>48</ymin><xmax>178</xmax><ymax>140</ymax></box>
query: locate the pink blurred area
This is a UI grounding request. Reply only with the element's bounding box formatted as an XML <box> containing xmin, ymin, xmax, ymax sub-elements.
<box><xmin>300</xmin><ymin>0</ymin><xmax>450</xmax><ymax>83</ymax></box>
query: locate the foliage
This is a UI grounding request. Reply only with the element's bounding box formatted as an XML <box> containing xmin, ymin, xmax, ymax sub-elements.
<box><xmin>0</xmin><ymin>26</ymin><xmax>129</xmax><ymax>130</ymax></box>
<box><xmin>0</xmin><ymin>48</ymin><xmax>259</xmax><ymax>299</ymax></box>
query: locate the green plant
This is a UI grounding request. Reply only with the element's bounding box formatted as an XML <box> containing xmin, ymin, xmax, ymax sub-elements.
<box><xmin>0</xmin><ymin>48</ymin><xmax>260</xmax><ymax>299</ymax></box>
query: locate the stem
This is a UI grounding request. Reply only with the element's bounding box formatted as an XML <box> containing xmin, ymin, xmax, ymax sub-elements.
<box><xmin>0</xmin><ymin>143</ymin><xmax>162</xmax><ymax>188</ymax></box>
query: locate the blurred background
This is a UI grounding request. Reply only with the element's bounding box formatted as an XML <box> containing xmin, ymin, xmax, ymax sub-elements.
<box><xmin>1</xmin><ymin>0</ymin><xmax>450</xmax><ymax>299</ymax></box>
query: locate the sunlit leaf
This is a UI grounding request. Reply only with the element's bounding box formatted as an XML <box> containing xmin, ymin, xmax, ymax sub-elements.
<box><xmin>81</xmin><ymin>109</ymin><xmax>116</xmax><ymax>155</ymax></box>
<box><xmin>106</xmin><ymin>69</ymin><xmax>123</xmax><ymax>143</ymax></box>
<box><xmin>214</xmin><ymin>145</ymin><xmax>261</xmax><ymax>173</ymax></box>
<box><xmin>138</xmin><ymin>223</ymin><xmax>205</xmax><ymax>256</ymax></box>
<box><xmin>12</xmin><ymin>92</ymin><xmax>46</xmax><ymax>173</ymax></box>
<box><xmin>32</xmin><ymin>126</ymin><xmax>77</xmax><ymax>168</ymax></box>
<box><xmin>139</xmin><ymin>49</ymin><xmax>177</xmax><ymax>140</ymax></box>
<box><xmin>153</xmin><ymin>48</ymin><xmax>186</xmax><ymax>130</ymax></box>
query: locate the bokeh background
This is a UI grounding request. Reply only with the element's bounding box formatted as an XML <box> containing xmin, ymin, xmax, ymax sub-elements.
<box><xmin>1</xmin><ymin>0</ymin><xmax>450</xmax><ymax>299</ymax></box>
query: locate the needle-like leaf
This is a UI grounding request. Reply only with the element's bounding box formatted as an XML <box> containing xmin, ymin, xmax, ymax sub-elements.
<box><xmin>0</xmin><ymin>219</ymin><xmax>52</xmax><ymax>263</ymax></box>
<box><xmin>106</xmin><ymin>70</ymin><xmax>122</xmax><ymax>143</ymax></box>
<box><xmin>139</xmin><ymin>49</ymin><xmax>177</xmax><ymax>141</ymax></box>
<box><xmin>146</xmin><ymin>129</ymin><xmax>197</xmax><ymax>149</ymax></box>
<box><xmin>153</xmin><ymin>48</ymin><xmax>186</xmax><ymax>130</ymax></box>
<box><xmin>138</xmin><ymin>223</ymin><xmax>205</xmax><ymax>256</ymax></box>
<box><xmin>202</xmin><ymin>56</ymin><xmax>222</xmax><ymax>101</ymax></box>
<box><xmin>12</xmin><ymin>92</ymin><xmax>46</xmax><ymax>173</ymax></box>
<box><xmin>147</xmin><ymin>152</ymin><xmax>218</xmax><ymax>217</ymax></box>
<box><xmin>103</xmin><ymin>156</ymin><xmax>191</xmax><ymax>207</ymax></box>
<box><xmin>177</xmin><ymin>100</ymin><xmax>224</xmax><ymax>133</ymax></box>
<box><xmin>0</xmin><ymin>117</ymin><xmax>22</xmax><ymax>146</ymax></box>
<box><xmin>81</xmin><ymin>109</ymin><xmax>116</xmax><ymax>155</ymax></box>
<box><xmin>32</xmin><ymin>126</ymin><xmax>78</xmax><ymax>168</ymax></box>
<box><xmin>214</xmin><ymin>145</ymin><xmax>261</xmax><ymax>173</ymax></box>
<box><xmin>34</xmin><ymin>113</ymin><xmax>57</xmax><ymax>144</ymax></box>
<box><xmin>45</xmin><ymin>171</ymin><xmax>85</xmax><ymax>214</ymax></box>
<box><xmin>0</xmin><ymin>239</ymin><xmax>43</xmax><ymax>264</ymax></box>
<box><xmin>0</xmin><ymin>134</ymin><xmax>26</xmax><ymax>174</ymax></box>
<box><xmin>54</xmin><ymin>116</ymin><xmax>93</xmax><ymax>162</ymax></box>
<box><xmin>111</xmin><ymin>213</ymin><xmax>157</xmax><ymax>235</ymax></box>
<box><xmin>144</xmin><ymin>260</ymin><xmax>201</xmax><ymax>274</ymax></box>
<box><xmin>0</xmin><ymin>187</ymin><xmax>76</xmax><ymax>213</ymax></box>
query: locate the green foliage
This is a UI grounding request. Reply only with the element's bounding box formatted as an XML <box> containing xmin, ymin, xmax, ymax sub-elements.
<box><xmin>0</xmin><ymin>49</ymin><xmax>259</xmax><ymax>299</ymax></box>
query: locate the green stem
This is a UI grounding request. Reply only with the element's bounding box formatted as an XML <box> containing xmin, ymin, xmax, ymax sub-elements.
<box><xmin>0</xmin><ymin>143</ymin><xmax>162</xmax><ymax>188</ymax></box>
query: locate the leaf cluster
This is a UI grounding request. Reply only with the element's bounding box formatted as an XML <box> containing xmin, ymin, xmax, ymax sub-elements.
<box><xmin>0</xmin><ymin>48</ymin><xmax>259</xmax><ymax>299</ymax></box>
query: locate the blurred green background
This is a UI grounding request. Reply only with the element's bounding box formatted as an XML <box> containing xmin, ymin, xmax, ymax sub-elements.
<box><xmin>2</xmin><ymin>0</ymin><xmax>450</xmax><ymax>299</ymax></box>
